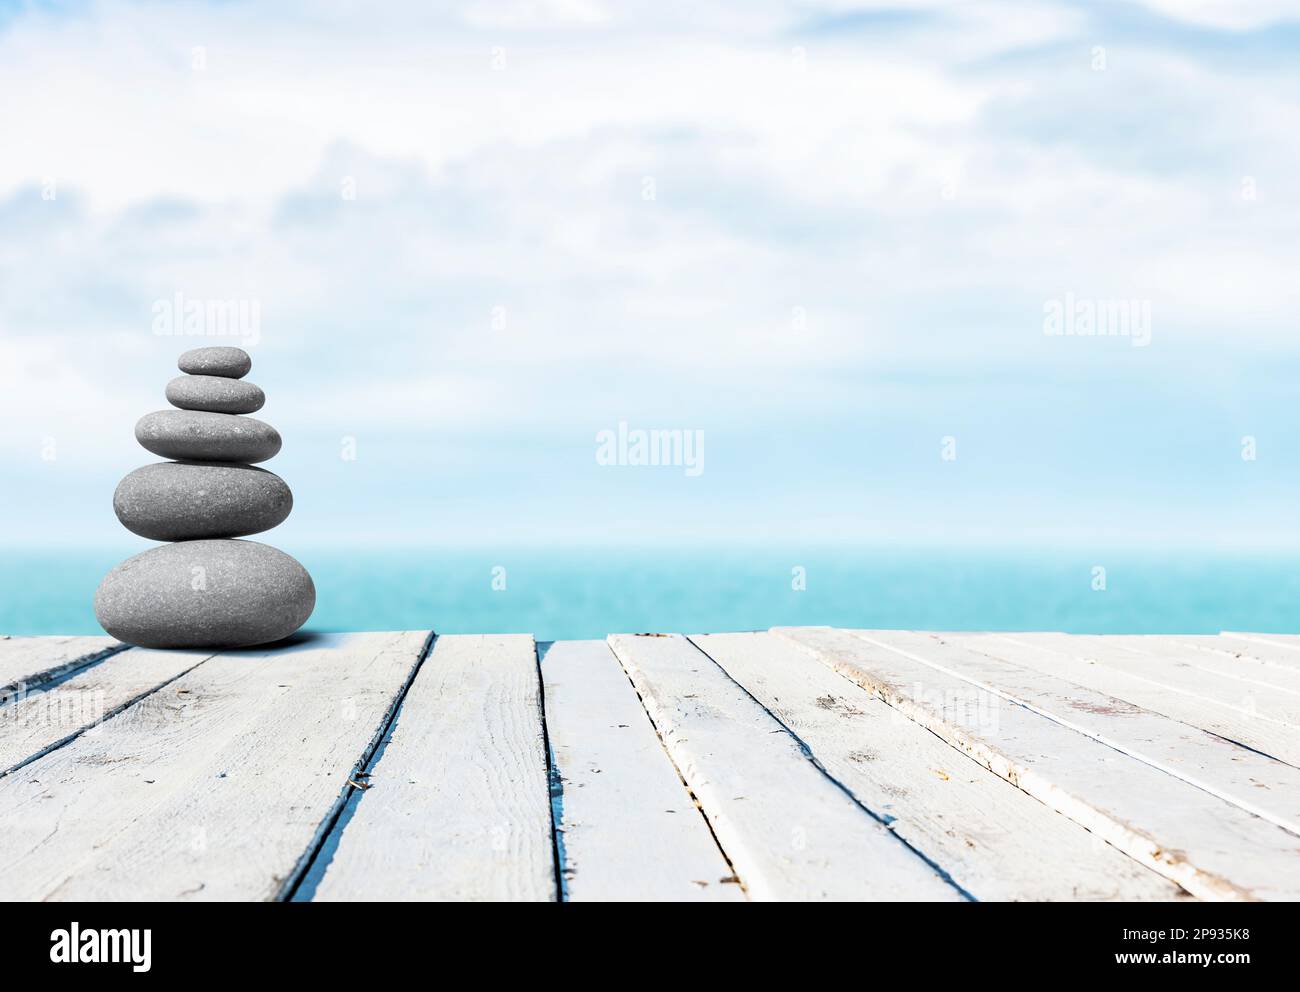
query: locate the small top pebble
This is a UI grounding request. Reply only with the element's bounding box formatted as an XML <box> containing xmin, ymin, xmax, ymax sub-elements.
<box><xmin>178</xmin><ymin>346</ymin><xmax>252</xmax><ymax>379</ymax></box>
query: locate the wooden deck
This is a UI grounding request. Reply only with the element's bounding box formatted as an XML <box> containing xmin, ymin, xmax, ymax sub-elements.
<box><xmin>1</xmin><ymin>628</ymin><xmax>1299</xmax><ymax>901</ymax></box>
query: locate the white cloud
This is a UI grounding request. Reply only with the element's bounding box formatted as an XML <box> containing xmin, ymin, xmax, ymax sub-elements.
<box><xmin>3</xmin><ymin>0</ymin><xmax>1299</xmax><ymax>545</ymax></box>
<box><xmin>1131</xmin><ymin>0</ymin><xmax>1300</xmax><ymax>30</ymax></box>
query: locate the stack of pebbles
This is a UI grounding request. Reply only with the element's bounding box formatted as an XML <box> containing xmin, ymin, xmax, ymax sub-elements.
<box><xmin>94</xmin><ymin>347</ymin><xmax>315</xmax><ymax>648</ymax></box>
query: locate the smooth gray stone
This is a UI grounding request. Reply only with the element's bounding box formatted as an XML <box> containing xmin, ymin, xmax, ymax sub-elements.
<box><xmin>135</xmin><ymin>410</ymin><xmax>281</xmax><ymax>463</ymax></box>
<box><xmin>166</xmin><ymin>374</ymin><xmax>265</xmax><ymax>414</ymax></box>
<box><xmin>177</xmin><ymin>346</ymin><xmax>252</xmax><ymax>379</ymax></box>
<box><xmin>94</xmin><ymin>540</ymin><xmax>315</xmax><ymax>648</ymax></box>
<box><xmin>114</xmin><ymin>461</ymin><xmax>292</xmax><ymax>541</ymax></box>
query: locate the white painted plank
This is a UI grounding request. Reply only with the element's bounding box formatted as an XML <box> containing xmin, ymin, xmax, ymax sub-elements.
<box><xmin>312</xmin><ymin>634</ymin><xmax>554</xmax><ymax>902</ymax></box>
<box><xmin>692</xmin><ymin>632</ymin><xmax>1183</xmax><ymax>901</ymax></box>
<box><xmin>1102</xmin><ymin>636</ymin><xmax>1300</xmax><ymax>696</ymax></box>
<box><xmin>1027</xmin><ymin>633</ymin><xmax>1300</xmax><ymax>727</ymax></box>
<box><xmin>966</xmin><ymin>633</ymin><xmax>1300</xmax><ymax>767</ymax></box>
<box><xmin>607</xmin><ymin>633</ymin><xmax>964</xmax><ymax>901</ymax></box>
<box><xmin>0</xmin><ymin>635</ymin><xmax>123</xmax><ymax>696</ymax></box>
<box><xmin>869</xmin><ymin>630</ymin><xmax>1300</xmax><ymax>838</ymax></box>
<box><xmin>541</xmin><ymin>640</ymin><xmax>743</xmax><ymax>902</ymax></box>
<box><xmin>0</xmin><ymin>648</ymin><xmax>212</xmax><ymax>775</ymax></box>
<box><xmin>1100</xmin><ymin>634</ymin><xmax>1300</xmax><ymax>677</ymax></box>
<box><xmin>776</xmin><ymin>626</ymin><xmax>1300</xmax><ymax>901</ymax></box>
<box><xmin>0</xmin><ymin>631</ymin><xmax>430</xmax><ymax>901</ymax></box>
<box><xmin>1218</xmin><ymin>633</ymin><xmax>1300</xmax><ymax>673</ymax></box>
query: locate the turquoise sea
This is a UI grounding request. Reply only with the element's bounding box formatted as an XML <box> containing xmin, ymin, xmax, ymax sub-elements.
<box><xmin>3</xmin><ymin>547</ymin><xmax>1300</xmax><ymax>640</ymax></box>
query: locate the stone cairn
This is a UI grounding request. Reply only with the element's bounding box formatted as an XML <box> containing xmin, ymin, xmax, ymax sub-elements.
<box><xmin>94</xmin><ymin>347</ymin><xmax>315</xmax><ymax>648</ymax></box>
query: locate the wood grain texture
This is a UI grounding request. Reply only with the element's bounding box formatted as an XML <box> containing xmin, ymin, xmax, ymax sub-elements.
<box><xmin>0</xmin><ymin>648</ymin><xmax>212</xmax><ymax>775</ymax></box>
<box><xmin>1102</xmin><ymin>636</ymin><xmax>1300</xmax><ymax>695</ymax></box>
<box><xmin>0</xmin><ymin>631</ymin><xmax>429</xmax><ymax>901</ymax></box>
<box><xmin>1022</xmin><ymin>633</ymin><xmax>1300</xmax><ymax>728</ymax></box>
<box><xmin>962</xmin><ymin>633</ymin><xmax>1300</xmax><ymax>768</ymax></box>
<box><xmin>0</xmin><ymin>636</ymin><xmax>124</xmax><ymax>698</ymax></box>
<box><xmin>542</xmin><ymin>640</ymin><xmax>743</xmax><ymax>901</ymax></box>
<box><xmin>1212</xmin><ymin>634</ymin><xmax>1300</xmax><ymax>674</ymax></box>
<box><xmin>776</xmin><ymin>626</ymin><xmax>1300</xmax><ymax>901</ymax></box>
<box><xmin>608</xmin><ymin>633</ymin><xmax>964</xmax><ymax>901</ymax></box>
<box><xmin>692</xmin><ymin>631</ymin><xmax>1183</xmax><ymax>901</ymax></box>
<box><xmin>873</xmin><ymin>630</ymin><xmax>1300</xmax><ymax>838</ymax></box>
<box><xmin>312</xmin><ymin>634</ymin><xmax>555</xmax><ymax>902</ymax></box>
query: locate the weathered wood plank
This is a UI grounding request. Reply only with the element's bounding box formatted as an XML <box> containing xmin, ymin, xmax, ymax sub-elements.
<box><xmin>608</xmin><ymin>633</ymin><xmax>964</xmax><ymax>901</ymax></box>
<box><xmin>870</xmin><ymin>630</ymin><xmax>1300</xmax><ymax>838</ymax></box>
<box><xmin>1218</xmin><ymin>633</ymin><xmax>1300</xmax><ymax>673</ymax></box>
<box><xmin>776</xmin><ymin>626</ymin><xmax>1300</xmax><ymax>901</ymax></box>
<box><xmin>541</xmin><ymin>640</ymin><xmax>742</xmax><ymax>901</ymax></box>
<box><xmin>1103</xmin><ymin>636</ymin><xmax>1300</xmax><ymax>694</ymax></box>
<box><xmin>962</xmin><ymin>633</ymin><xmax>1300</xmax><ymax>767</ymax></box>
<box><xmin>0</xmin><ymin>631</ymin><xmax>429</xmax><ymax>901</ymax></box>
<box><xmin>692</xmin><ymin>632</ymin><xmax>1183</xmax><ymax>901</ymax></box>
<box><xmin>0</xmin><ymin>636</ymin><xmax>123</xmax><ymax>698</ymax></box>
<box><xmin>312</xmin><ymin>634</ymin><xmax>554</xmax><ymax>902</ymax></box>
<box><xmin>0</xmin><ymin>648</ymin><xmax>212</xmax><ymax>775</ymax></box>
<box><xmin>1025</xmin><ymin>633</ymin><xmax>1300</xmax><ymax>728</ymax></box>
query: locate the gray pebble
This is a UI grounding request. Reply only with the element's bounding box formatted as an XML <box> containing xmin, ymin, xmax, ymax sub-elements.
<box><xmin>114</xmin><ymin>461</ymin><xmax>292</xmax><ymax>541</ymax></box>
<box><xmin>166</xmin><ymin>375</ymin><xmax>265</xmax><ymax>414</ymax></box>
<box><xmin>135</xmin><ymin>410</ymin><xmax>281</xmax><ymax>463</ymax></box>
<box><xmin>178</xmin><ymin>346</ymin><xmax>252</xmax><ymax>379</ymax></box>
<box><xmin>94</xmin><ymin>539</ymin><xmax>316</xmax><ymax>648</ymax></box>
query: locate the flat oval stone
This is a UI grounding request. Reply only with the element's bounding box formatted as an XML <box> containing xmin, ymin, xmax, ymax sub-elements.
<box><xmin>135</xmin><ymin>410</ymin><xmax>281</xmax><ymax>463</ymax></box>
<box><xmin>114</xmin><ymin>462</ymin><xmax>292</xmax><ymax>541</ymax></box>
<box><xmin>94</xmin><ymin>540</ymin><xmax>315</xmax><ymax>648</ymax></box>
<box><xmin>166</xmin><ymin>374</ymin><xmax>265</xmax><ymax>414</ymax></box>
<box><xmin>178</xmin><ymin>346</ymin><xmax>252</xmax><ymax>379</ymax></box>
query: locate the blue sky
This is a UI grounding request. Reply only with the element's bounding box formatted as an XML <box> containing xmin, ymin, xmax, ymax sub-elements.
<box><xmin>2</xmin><ymin>0</ymin><xmax>1299</xmax><ymax>550</ymax></box>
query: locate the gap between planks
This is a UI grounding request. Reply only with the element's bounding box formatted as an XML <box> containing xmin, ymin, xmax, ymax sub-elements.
<box><xmin>777</xmin><ymin>627</ymin><xmax>1300</xmax><ymax>901</ymax></box>
<box><xmin>1013</xmin><ymin>633</ymin><xmax>1300</xmax><ymax>729</ymax></box>
<box><xmin>5</xmin><ymin>630</ymin><xmax>1296</xmax><ymax>903</ymax></box>
<box><xmin>0</xmin><ymin>631</ymin><xmax>433</xmax><ymax>901</ymax></box>
<box><xmin>964</xmin><ymin>632</ymin><xmax>1300</xmax><ymax>768</ymax></box>
<box><xmin>608</xmin><ymin>633</ymin><xmax>968</xmax><ymax>901</ymax></box>
<box><xmin>0</xmin><ymin>648</ymin><xmax>217</xmax><ymax>778</ymax></box>
<box><xmin>279</xmin><ymin>630</ymin><xmax>436</xmax><ymax>902</ymax></box>
<box><xmin>691</xmin><ymin>631</ymin><xmax>1185</xmax><ymax>902</ymax></box>
<box><xmin>888</xmin><ymin>630</ymin><xmax>1300</xmax><ymax>838</ymax></box>
<box><xmin>307</xmin><ymin>634</ymin><xmax>554</xmax><ymax>902</ymax></box>
<box><xmin>541</xmin><ymin>639</ymin><xmax>744</xmax><ymax>902</ymax></box>
<box><xmin>0</xmin><ymin>636</ymin><xmax>129</xmax><ymax>704</ymax></box>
